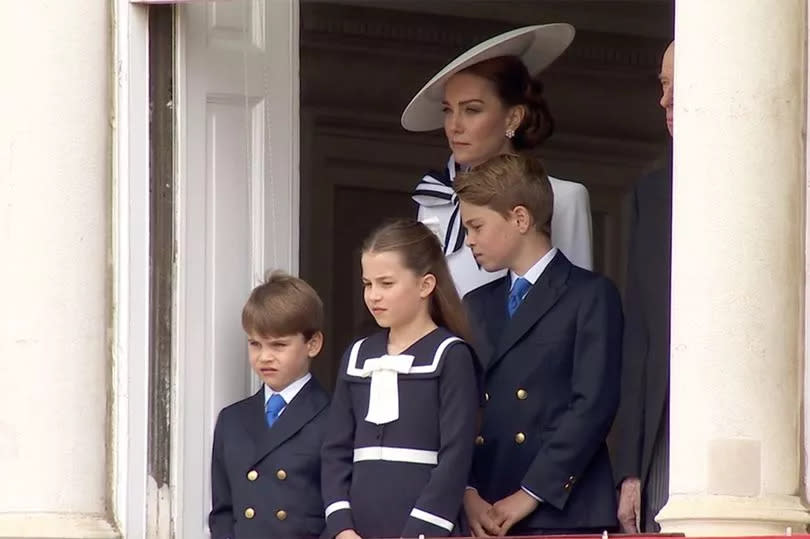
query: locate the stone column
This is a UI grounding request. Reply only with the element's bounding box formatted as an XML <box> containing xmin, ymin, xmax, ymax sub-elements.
<box><xmin>0</xmin><ymin>2</ymin><xmax>118</xmax><ymax>537</ymax></box>
<box><xmin>657</xmin><ymin>0</ymin><xmax>810</xmax><ymax>535</ymax></box>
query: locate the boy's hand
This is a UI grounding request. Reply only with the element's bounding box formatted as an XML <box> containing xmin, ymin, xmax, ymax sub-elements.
<box><xmin>463</xmin><ymin>488</ymin><xmax>501</xmax><ymax>537</ymax></box>
<box><xmin>335</xmin><ymin>529</ymin><xmax>362</xmax><ymax>539</ymax></box>
<box><xmin>488</xmin><ymin>489</ymin><xmax>539</xmax><ymax>536</ymax></box>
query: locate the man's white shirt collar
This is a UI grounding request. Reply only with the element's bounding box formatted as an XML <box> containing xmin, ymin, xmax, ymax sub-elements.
<box><xmin>510</xmin><ymin>247</ymin><xmax>558</xmax><ymax>289</ymax></box>
<box><xmin>264</xmin><ymin>372</ymin><xmax>312</xmax><ymax>415</ymax></box>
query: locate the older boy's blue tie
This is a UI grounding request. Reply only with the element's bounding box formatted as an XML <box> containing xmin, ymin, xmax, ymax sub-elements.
<box><xmin>265</xmin><ymin>393</ymin><xmax>286</xmax><ymax>428</ymax></box>
<box><xmin>508</xmin><ymin>277</ymin><xmax>531</xmax><ymax>318</ymax></box>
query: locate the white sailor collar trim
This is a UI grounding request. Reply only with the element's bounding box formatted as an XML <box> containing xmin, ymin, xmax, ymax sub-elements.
<box><xmin>346</xmin><ymin>335</ymin><xmax>462</xmax><ymax>377</ymax></box>
<box><xmin>345</xmin><ymin>334</ymin><xmax>463</xmax><ymax>425</ymax></box>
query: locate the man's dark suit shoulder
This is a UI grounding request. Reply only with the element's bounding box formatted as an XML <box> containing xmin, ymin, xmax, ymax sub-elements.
<box><xmin>463</xmin><ymin>276</ymin><xmax>505</xmax><ymax>306</ymax></box>
<box><xmin>463</xmin><ymin>259</ymin><xmax>620</xmax><ymax>305</ymax></box>
<box><xmin>633</xmin><ymin>162</ymin><xmax>673</xmax><ymax>210</ymax></box>
<box><xmin>216</xmin><ymin>377</ymin><xmax>329</xmax><ymax>422</ymax></box>
<box><xmin>569</xmin><ymin>264</ymin><xmax>620</xmax><ymax>291</ymax></box>
<box><xmin>216</xmin><ymin>391</ymin><xmax>256</xmax><ymax>420</ymax></box>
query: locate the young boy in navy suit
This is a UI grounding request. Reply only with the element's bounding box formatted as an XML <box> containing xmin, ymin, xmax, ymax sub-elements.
<box><xmin>455</xmin><ymin>154</ymin><xmax>623</xmax><ymax>535</ymax></box>
<box><xmin>209</xmin><ymin>271</ymin><xmax>330</xmax><ymax>539</ymax></box>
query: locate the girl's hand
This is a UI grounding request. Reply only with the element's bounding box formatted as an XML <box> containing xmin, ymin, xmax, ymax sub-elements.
<box><xmin>336</xmin><ymin>530</ymin><xmax>362</xmax><ymax>539</ymax></box>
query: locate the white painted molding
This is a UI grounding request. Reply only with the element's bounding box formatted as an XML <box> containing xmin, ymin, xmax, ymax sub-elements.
<box><xmin>0</xmin><ymin>514</ymin><xmax>119</xmax><ymax>539</ymax></box>
<box><xmin>174</xmin><ymin>1</ymin><xmax>303</xmax><ymax>534</ymax></box>
<box><xmin>265</xmin><ymin>0</ymin><xmax>301</xmax><ymax>278</ymax></box>
<box><xmin>657</xmin><ymin>494</ymin><xmax>810</xmax><ymax>535</ymax></box>
<box><xmin>804</xmin><ymin>0</ymin><xmax>810</xmax><ymax>504</ymax></box>
<box><xmin>111</xmin><ymin>1</ymin><xmax>150</xmax><ymax>538</ymax></box>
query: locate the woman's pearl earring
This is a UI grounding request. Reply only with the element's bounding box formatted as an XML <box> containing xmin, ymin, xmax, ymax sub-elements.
<box><xmin>505</xmin><ymin>129</ymin><xmax>516</xmax><ymax>139</ymax></box>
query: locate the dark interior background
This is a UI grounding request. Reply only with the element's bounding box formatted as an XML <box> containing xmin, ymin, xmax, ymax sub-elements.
<box><xmin>298</xmin><ymin>0</ymin><xmax>674</xmax><ymax>388</ymax></box>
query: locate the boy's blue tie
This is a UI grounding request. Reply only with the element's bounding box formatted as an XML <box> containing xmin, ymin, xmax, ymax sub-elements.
<box><xmin>508</xmin><ymin>277</ymin><xmax>531</xmax><ymax>318</ymax></box>
<box><xmin>265</xmin><ymin>393</ymin><xmax>286</xmax><ymax>428</ymax></box>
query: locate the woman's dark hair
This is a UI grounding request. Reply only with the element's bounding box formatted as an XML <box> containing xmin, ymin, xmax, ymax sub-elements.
<box><xmin>460</xmin><ymin>55</ymin><xmax>555</xmax><ymax>149</ymax></box>
<box><xmin>362</xmin><ymin>219</ymin><xmax>472</xmax><ymax>342</ymax></box>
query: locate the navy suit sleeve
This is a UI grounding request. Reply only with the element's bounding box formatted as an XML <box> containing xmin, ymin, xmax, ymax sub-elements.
<box><xmin>521</xmin><ymin>277</ymin><xmax>623</xmax><ymax>510</ymax></box>
<box><xmin>401</xmin><ymin>343</ymin><xmax>479</xmax><ymax>537</ymax></box>
<box><xmin>321</xmin><ymin>351</ymin><xmax>356</xmax><ymax>538</ymax></box>
<box><xmin>611</xmin><ymin>183</ymin><xmax>647</xmax><ymax>484</ymax></box>
<box><xmin>209</xmin><ymin>411</ymin><xmax>235</xmax><ymax>539</ymax></box>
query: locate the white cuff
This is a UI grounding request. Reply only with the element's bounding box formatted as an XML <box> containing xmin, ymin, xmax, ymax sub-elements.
<box><xmin>325</xmin><ymin>500</ymin><xmax>351</xmax><ymax>518</ymax></box>
<box><xmin>521</xmin><ymin>486</ymin><xmax>544</xmax><ymax>503</ymax></box>
<box><xmin>410</xmin><ymin>508</ymin><xmax>454</xmax><ymax>532</ymax></box>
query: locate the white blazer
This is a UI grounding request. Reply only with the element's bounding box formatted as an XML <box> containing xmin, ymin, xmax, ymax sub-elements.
<box><xmin>414</xmin><ymin>156</ymin><xmax>593</xmax><ymax>297</ymax></box>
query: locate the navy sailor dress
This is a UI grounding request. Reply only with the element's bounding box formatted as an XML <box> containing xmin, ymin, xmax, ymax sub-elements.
<box><xmin>321</xmin><ymin>327</ymin><xmax>479</xmax><ymax>538</ymax></box>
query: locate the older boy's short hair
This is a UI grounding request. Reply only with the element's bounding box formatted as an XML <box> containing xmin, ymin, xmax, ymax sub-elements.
<box><xmin>242</xmin><ymin>271</ymin><xmax>324</xmax><ymax>339</ymax></box>
<box><xmin>454</xmin><ymin>153</ymin><xmax>553</xmax><ymax>236</ymax></box>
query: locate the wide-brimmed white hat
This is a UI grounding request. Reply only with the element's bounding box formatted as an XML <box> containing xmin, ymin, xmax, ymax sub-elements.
<box><xmin>401</xmin><ymin>24</ymin><xmax>575</xmax><ymax>132</ymax></box>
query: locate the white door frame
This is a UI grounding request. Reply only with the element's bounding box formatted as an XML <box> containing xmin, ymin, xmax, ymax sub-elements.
<box><xmin>112</xmin><ymin>1</ymin><xmax>151</xmax><ymax>537</ymax></box>
<box><xmin>112</xmin><ymin>1</ymin><xmax>301</xmax><ymax>536</ymax></box>
<box><xmin>173</xmin><ymin>1</ymin><xmax>301</xmax><ymax>537</ymax></box>
<box><xmin>804</xmin><ymin>0</ymin><xmax>810</xmax><ymax>502</ymax></box>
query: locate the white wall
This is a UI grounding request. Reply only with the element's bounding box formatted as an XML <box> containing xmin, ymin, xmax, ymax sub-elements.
<box><xmin>0</xmin><ymin>2</ymin><xmax>117</xmax><ymax>536</ymax></box>
<box><xmin>805</xmin><ymin>0</ymin><xmax>810</xmax><ymax>508</ymax></box>
<box><xmin>659</xmin><ymin>0</ymin><xmax>809</xmax><ymax>533</ymax></box>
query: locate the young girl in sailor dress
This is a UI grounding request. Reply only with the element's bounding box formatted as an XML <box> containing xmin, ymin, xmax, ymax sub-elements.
<box><xmin>321</xmin><ymin>219</ymin><xmax>479</xmax><ymax>539</ymax></box>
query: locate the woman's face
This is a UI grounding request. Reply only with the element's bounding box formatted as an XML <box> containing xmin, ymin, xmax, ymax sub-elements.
<box><xmin>442</xmin><ymin>71</ymin><xmax>522</xmax><ymax>167</ymax></box>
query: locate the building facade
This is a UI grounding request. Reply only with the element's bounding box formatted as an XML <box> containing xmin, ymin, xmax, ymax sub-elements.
<box><xmin>0</xmin><ymin>1</ymin><xmax>807</xmax><ymax>537</ymax></box>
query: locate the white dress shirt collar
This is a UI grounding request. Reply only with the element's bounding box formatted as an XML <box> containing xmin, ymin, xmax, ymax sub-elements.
<box><xmin>510</xmin><ymin>247</ymin><xmax>558</xmax><ymax>288</ymax></box>
<box><xmin>264</xmin><ymin>372</ymin><xmax>312</xmax><ymax>413</ymax></box>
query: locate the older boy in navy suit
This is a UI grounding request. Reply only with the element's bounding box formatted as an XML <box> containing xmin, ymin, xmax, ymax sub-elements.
<box><xmin>209</xmin><ymin>272</ymin><xmax>330</xmax><ymax>539</ymax></box>
<box><xmin>456</xmin><ymin>154</ymin><xmax>622</xmax><ymax>535</ymax></box>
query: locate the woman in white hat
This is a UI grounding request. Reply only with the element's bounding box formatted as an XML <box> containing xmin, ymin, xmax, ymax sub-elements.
<box><xmin>403</xmin><ymin>24</ymin><xmax>592</xmax><ymax>298</ymax></box>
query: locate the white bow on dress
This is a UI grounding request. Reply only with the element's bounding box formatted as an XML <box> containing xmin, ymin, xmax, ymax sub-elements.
<box><xmin>356</xmin><ymin>354</ymin><xmax>415</xmax><ymax>425</ymax></box>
